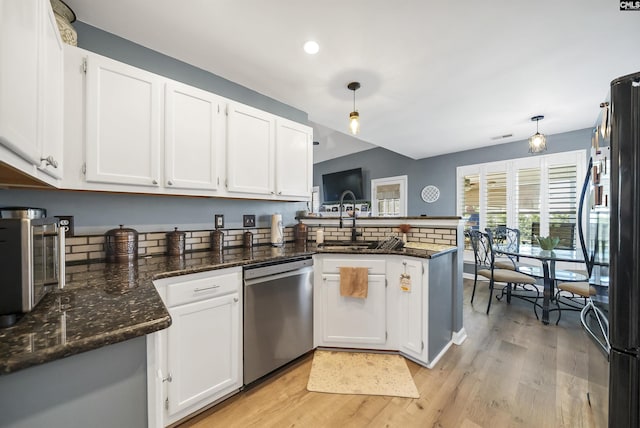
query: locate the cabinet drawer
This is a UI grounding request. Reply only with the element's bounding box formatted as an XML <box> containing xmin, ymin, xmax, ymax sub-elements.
<box><xmin>322</xmin><ymin>258</ymin><xmax>386</xmax><ymax>275</ymax></box>
<box><xmin>160</xmin><ymin>270</ymin><xmax>241</xmax><ymax>307</ymax></box>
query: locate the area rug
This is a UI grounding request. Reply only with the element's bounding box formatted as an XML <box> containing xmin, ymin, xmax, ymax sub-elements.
<box><xmin>306</xmin><ymin>350</ymin><xmax>420</xmax><ymax>398</ymax></box>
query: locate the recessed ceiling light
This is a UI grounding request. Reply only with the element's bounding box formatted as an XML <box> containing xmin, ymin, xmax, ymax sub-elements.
<box><xmin>303</xmin><ymin>41</ymin><xmax>319</xmax><ymax>55</ymax></box>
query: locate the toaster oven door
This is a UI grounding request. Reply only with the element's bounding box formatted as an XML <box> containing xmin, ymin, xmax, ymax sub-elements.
<box><xmin>30</xmin><ymin>222</ymin><xmax>59</xmax><ymax>308</ymax></box>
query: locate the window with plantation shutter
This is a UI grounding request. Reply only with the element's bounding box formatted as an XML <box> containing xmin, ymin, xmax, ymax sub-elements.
<box><xmin>457</xmin><ymin>150</ymin><xmax>585</xmax><ymax>250</ymax></box>
<box><xmin>462</xmin><ymin>174</ymin><xmax>480</xmax><ymax>230</ymax></box>
<box><xmin>547</xmin><ymin>163</ymin><xmax>578</xmax><ymax>249</ymax></box>
<box><xmin>517</xmin><ymin>167</ymin><xmax>541</xmax><ymax>244</ymax></box>
<box><xmin>485</xmin><ymin>171</ymin><xmax>507</xmax><ymax>230</ymax></box>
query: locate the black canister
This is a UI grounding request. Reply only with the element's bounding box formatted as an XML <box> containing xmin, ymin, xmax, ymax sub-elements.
<box><xmin>211</xmin><ymin>229</ymin><xmax>224</xmax><ymax>252</ymax></box>
<box><xmin>166</xmin><ymin>227</ymin><xmax>186</xmax><ymax>256</ymax></box>
<box><xmin>105</xmin><ymin>225</ymin><xmax>138</xmax><ymax>262</ymax></box>
<box><xmin>243</xmin><ymin>231</ymin><xmax>253</xmax><ymax>249</ymax></box>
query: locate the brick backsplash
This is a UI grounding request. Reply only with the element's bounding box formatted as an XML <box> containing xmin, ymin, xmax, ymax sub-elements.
<box><xmin>65</xmin><ymin>225</ymin><xmax>456</xmax><ymax>263</ymax></box>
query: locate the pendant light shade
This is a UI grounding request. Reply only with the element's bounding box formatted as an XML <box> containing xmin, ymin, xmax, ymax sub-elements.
<box><xmin>528</xmin><ymin>115</ymin><xmax>547</xmax><ymax>153</ymax></box>
<box><xmin>348</xmin><ymin>81</ymin><xmax>361</xmax><ymax>135</ymax></box>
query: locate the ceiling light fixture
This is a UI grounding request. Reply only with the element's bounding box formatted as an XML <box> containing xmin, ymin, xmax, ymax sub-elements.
<box><xmin>348</xmin><ymin>81</ymin><xmax>361</xmax><ymax>135</ymax></box>
<box><xmin>303</xmin><ymin>41</ymin><xmax>319</xmax><ymax>55</ymax></box>
<box><xmin>528</xmin><ymin>115</ymin><xmax>547</xmax><ymax>153</ymax></box>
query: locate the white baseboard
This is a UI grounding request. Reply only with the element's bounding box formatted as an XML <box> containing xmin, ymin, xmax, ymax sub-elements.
<box><xmin>426</xmin><ymin>340</ymin><xmax>453</xmax><ymax>369</ymax></box>
<box><xmin>452</xmin><ymin>328</ymin><xmax>467</xmax><ymax>345</ymax></box>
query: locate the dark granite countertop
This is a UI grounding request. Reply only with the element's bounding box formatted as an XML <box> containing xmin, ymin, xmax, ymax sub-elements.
<box><xmin>0</xmin><ymin>242</ymin><xmax>455</xmax><ymax>375</ymax></box>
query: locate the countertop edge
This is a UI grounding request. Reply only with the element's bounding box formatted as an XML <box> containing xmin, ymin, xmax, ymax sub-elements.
<box><xmin>0</xmin><ymin>315</ymin><xmax>171</xmax><ymax>375</ymax></box>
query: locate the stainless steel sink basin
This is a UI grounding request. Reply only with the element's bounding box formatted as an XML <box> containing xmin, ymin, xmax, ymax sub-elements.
<box><xmin>318</xmin><ymin>241</ymin><xmax>379</xmax><ymax>251</ymax></box>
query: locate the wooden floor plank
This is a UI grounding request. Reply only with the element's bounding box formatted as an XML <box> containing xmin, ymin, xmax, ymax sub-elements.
<box><xmin>179</xmin><ymin>278</ymin><xmax>594</xmax><ymax>428</ymax></box>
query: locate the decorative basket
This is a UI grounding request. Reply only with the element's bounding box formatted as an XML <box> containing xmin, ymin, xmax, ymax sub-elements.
<box><xmin>50</xmin><ymin>0</ymin><xmax>77</xmax><ymax>46</ymax></box>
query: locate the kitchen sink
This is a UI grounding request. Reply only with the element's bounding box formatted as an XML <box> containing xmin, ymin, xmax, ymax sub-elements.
<box><xmin>318</xmin><ymin>241</ymin><xmax>380</xmax><ymax>251</ymax></box>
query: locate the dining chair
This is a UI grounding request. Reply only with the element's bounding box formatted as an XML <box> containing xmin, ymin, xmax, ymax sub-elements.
<box><xmin>490</xmin><ymin>226</ymin><xmax>534</xmax><ymax>271</ymax></box>
<box><xmin>467</xmin><ymin>229</ymin><xmax>538</xmax><ymax>314</ymax></box>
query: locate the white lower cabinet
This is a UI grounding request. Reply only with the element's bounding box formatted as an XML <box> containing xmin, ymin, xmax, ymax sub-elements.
<box><xmin>394</xmin><ymin>258</ymin><xmax>426</xmax><ymax>362</ymax></box>
<box><xmin>148</xmin><ymin>268</ymin><xmax>242</xmax><ymax>427</ymax></box>
<box><xmin>314</xmin><ymin>253</ymin><xmax>454</xmax><ymax>368</ymax></box>
<box><xmin>320</xmin><ymin>274</ymin><xmax>387</xmax><ymax>346</ymax></box>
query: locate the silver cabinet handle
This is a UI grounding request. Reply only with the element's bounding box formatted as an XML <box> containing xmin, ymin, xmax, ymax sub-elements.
<box><xmin>233</xmin><ymin>297</ymin><xmax>239</xmax><ymax>302</ymax></box>
<box><xmin>41</xmin><ymin>156</ymin><xmax>58</xmax><ymax>168</ymax></box>
<box><xmin>152</xmin><ymin>179</ymin><xmax>158</xmax><ymax>185</ymax></box>
<box><xmin>278</xmin><ymin>191</ymin><xmax>282</xmax><ymax>195</ymax></box>
<box><xmin>162</xmin><ymin>373</ymin><xmax>172</xmax><ymax>383</ymax></box>
<box><xmin>167</xmin><ymin>180</ymin><xmax>173</xmax><ymax>186</ymax></box>
<box><xmin>194</xmin><ymin>285</ymin><xmax>220</xmax><ymax>292</ymax></box>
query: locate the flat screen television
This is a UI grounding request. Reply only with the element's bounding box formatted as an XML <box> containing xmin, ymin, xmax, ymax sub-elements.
<box><xmin>322</xmin><ymin>168</ymin><xmax>364</xmax><ymax>202</ymax></box>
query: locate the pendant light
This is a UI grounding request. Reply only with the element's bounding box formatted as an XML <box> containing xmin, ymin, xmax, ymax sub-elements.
<box><xmin>348</xmin><ymin>81</ymin><xmax>361</xmax><ymax>135</ymax></box>
<box><xmin>528</xmin><ymin>115</ymin><xmax>547</xmax><ymax>153</ymax></box>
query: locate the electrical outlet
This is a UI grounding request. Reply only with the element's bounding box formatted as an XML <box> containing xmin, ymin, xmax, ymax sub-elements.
<box><xmin>243</xmin><ymin>215</ymin><xmax>255</xmax><ymax>227</ymax></box>
<box><xmin>56</xmin><ymin>216</ymin><xmax>74</xmax><ymax>237</ymax></box>
<box><xmin>215</xmin><ymin>214</ymin><xmax>224</xmax><ymax>229</ymax></box>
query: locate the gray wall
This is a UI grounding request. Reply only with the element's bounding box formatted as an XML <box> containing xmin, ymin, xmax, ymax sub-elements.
<box><xmin>0</xmin><ymin>189</ymin><xmax>306</xmax><ymax>233</ymax></box>
<box><xmin>0</xmin><ymin>337</ymin><xmax>147</xmax><ymax>428</ymax></box>
<box><xmin>314</xmin><ymin>128</ymin><xmax>593</xmax><ymax>215</ymax></box>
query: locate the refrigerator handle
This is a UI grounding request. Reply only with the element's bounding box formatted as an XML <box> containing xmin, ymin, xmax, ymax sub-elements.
<box><xmin>577</xmin><ymin>157</ymin><xmax>594</xmax><ymax>277</ymax></box>
<box><xmin>580</xmin><ymin>299</ymin><xmax>610</xmax><ymax>358</ymax></box>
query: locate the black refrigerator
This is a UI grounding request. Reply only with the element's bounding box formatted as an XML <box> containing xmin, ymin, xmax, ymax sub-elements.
<box><xmin>608</xmin><ymin>71</ymin><xmax>640</xmax><ymax>427</ymax></box>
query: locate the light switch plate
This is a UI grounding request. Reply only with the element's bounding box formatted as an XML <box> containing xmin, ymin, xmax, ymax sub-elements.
<box><xmin>243</xmin><ymin>215</ymin><xmax>255</xmax><ymax>227</ymax></box>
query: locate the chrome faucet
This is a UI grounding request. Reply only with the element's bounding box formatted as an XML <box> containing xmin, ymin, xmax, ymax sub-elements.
<box><xmin>339</xmin><ymin>190</ymin><xmax>359</xmax><ymax>241</ymax></box>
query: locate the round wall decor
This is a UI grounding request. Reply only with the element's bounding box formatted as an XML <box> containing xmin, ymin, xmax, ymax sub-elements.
<box><xmin>421</xmin><ymin>185</ymin><xmax>440</xmax><ymax>203</ymax></box>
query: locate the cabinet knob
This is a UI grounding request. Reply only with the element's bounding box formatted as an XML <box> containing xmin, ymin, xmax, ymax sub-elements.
<box><xmin>271</xmin><ymin>191</ymin><xmax>275</xmax><ymax>195</ymax></box>
<box><xmin>40</xmin><ymin>156</ymin><xmax>58</xmax><ymax>168</ymax></box>
<box><xmin>278</xmin><ymin>191</ymin><xmax>282</xmax><ymax>195</ymax></box>
<box><xmin>161</xmin><ymin>373</ymin><xmax>172</xmax><ymax>383</ymax></box>
<box><xmin>233</xmin><ymin>297</ymin><xmax>239</xmax><ymax>303</ymax></box>
<box><xmin>152</xmin><ymin>179</ymin><xmax>158</xmax><ymax>185</ymax></box>
<box><xmin>167</xmin><ymin>181</ymin><xmax>173</xmax><ymax>186</ymax></box>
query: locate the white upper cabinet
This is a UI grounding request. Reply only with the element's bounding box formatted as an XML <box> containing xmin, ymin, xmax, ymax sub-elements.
<box><xmin>226</xmin><ymin>102</ymin><xmax>275</xmax><ymax>196</ymax></box>
<box><xmin>0</xmin><ymin>0</ymin><xmax>40</xmax><ymax>164</ymax></box>
<box><xmin>164</xmin><ymin>82</ymin><xmax>222</xmax><ymax>191</ymax></box>
<box><xmin>85</xmin><ymin>54</ymin><xmax>162</xmax><ymax>187</ymax></box>
<box><xmin>0</xmin><ymin>0</ymin><xmax>63</xmax><ymax>184</ymax></box>
<box><xmin>275</xmin><ymin>118</ymin><xmax>312</xmax><ymax>199</ymax></box>
<box><xmin>38</xmin><ymin>1</ymin><xmax>64</xmax><ymax>179</ymax></box>
<box><xmin>63</xmin><ymin>44</ymin><xmax>310</xmax><ymax>200</ymax></box>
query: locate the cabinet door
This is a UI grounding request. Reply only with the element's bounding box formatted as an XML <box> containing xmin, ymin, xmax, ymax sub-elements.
<box><xmin>166</xmin><ymin>292</ymin><xmax>241</xmax><ymax>416</ymax></box>
<box><xmin>164</xmin><ymin>82</ymin><xmax>221</xmax><ymax>190</ymax></box>
<box><xmin>0</xmin><ymin>0</ymin><xmax>41</xmax><ymax>164</ymax></box>
<box><xmin>397</xmin><ymin>259</ymin><xmax>426</xmax><ymax>361</ymax></box>
<box><xmin>321</xmin><ymin>274</ymin><xmax>386</xmax><ymax>345</ymax></box>
<box><xmin>226</xmin><ymin>103</ymin><xmax>274</xmax><ymax>195</ymax></box>
<box><xmin>275</xmin><ymin>118</ymin><xmax>312</xmax><ymax>199</ymax></box>
<box><xmin>85</xmin><ymin>54</ymin><xmax>162</xmax><ymax>186</ymax></box>
<box><xmin>37</xmin><ymin>2</ymin><xmax>64</xmax><ymax>179</ymax></box>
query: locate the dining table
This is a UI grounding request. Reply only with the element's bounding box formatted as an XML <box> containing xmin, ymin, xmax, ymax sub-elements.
<box><xmin>494</xmin><ymin>245</ymin><xmax>588</xmax><ymax>324</ymax></box>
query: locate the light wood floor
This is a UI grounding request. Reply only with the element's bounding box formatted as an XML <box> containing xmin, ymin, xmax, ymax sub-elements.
<box><xmin>179</xmin><ymin>279</ymin><xmax>596</xmax><ymax>428</ymax></box>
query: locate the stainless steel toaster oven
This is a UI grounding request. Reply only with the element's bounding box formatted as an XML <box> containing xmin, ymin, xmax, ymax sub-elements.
<box><xmin>0</xmin><ymin>207</ymin><xmax>65</xmax><ymax>327</ymax></box>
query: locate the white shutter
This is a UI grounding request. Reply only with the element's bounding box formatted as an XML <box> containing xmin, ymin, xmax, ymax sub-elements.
<box><xmin>516</xmin><ymin>167</ymin><xmax>541</xmax><ymax>244</ymax></box>
<box><xmin>547</xmin><ymin>163</ymin><xmax>578</xmax><ymax>249</ymax></box>
<box><xmin>484</xmin><ymin>171</ymin><xmax>507</xmax><ymax>230</ymax></box>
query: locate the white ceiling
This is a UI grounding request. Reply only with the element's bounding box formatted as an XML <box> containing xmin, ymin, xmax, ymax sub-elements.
<box><xmin>63</xmin><ymin>0</ymin><xmax>640</xmax><ymax>162</ymax></box>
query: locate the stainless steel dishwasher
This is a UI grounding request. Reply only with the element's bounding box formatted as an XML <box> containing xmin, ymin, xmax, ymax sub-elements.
<box><xmin>243</xmin><ymin>256</ymin><xmax>314</xmax><ymax>385</ymax></box>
